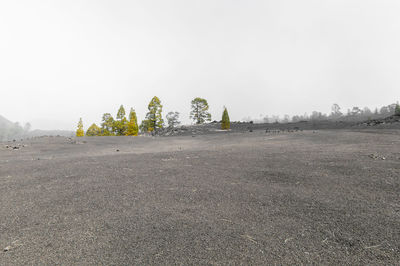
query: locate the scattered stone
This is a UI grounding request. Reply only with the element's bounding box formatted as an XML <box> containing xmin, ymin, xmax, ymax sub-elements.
<box><xmin>3</xmin><ymin>246</ymin><xmax>11</xmax><ymax>252</ymax></box>
<box><xmin>116</xmin><ymin>149</ymin><xmax>120</xmax><ymax>152</ymax></box>
<box><xmin>369</xmin><ymin>154</ymin><xmax>379</xmax><ymax>159</ymax></box>
<box><xmin>368</xmin><ymin>154</ymin><xmax>387</xmax><ymax>160</ymax></box>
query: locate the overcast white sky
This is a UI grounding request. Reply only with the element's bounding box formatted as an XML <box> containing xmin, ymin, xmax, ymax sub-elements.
<box><xmin>1</xmin><ymin>0</ymin><xmax>400</xmax><ymax>130</ymax></box>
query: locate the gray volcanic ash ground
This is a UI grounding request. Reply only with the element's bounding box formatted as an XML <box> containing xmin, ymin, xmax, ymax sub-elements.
<box><xmin>0</xmin><ymin>129</ymin><xmax>399</xmax><ymax>264</ymax></box>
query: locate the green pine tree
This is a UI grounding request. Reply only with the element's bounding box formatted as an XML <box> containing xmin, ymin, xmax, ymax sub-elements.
<box><xmin>101</xmin><ymin>113</ymin><xmax>115</xmax><ymax>136</ymax></box>
<box><xmin>126</xmin><ymin>108</ymin><xmax>139</xmax><ymax>136</ymax></box>
<box><xmin>221</xmin><ymin>107</ymin><xmax>230</xmax><ymax>130</ymax></box>
<box><xmin>139</xmin><ymin>119</ymin><xmax>151</xmax><ymax>133</ymax></box>
<box><xmin>113</xmin><ymin>105</ymin><xmax>128</xmax><ymax>136</ymax></box>
<box><xmin>86</xmin><ymin>123</ymin><xmax>101</xmax><ymax>136</ymax></box>
<box><xmin>145</xmin><ymin>96</ymin><xmax>164</xmax><ymax>134</ymax></box>
<box><xmin>76</xmin><ymin>118</ymin><xmax>84</xmax><ymax>137</ymax></box>
<box><xmin>190</xmin><ymin>97</ymin><xmax>211</xmax><ymax>124</ymax></box>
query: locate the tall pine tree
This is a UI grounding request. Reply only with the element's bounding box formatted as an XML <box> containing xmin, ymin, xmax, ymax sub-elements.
<box><xmin>145</xmin><ymin>96</ymin><xmax>163</xmax><ymax>134</ymax></box>
<box><xmin>221</xmin><ymin>107</ymin><xmax>230</xmax><ymax>130</ymax></box>
<box><xmin>113</xmin><ymin>105</ymin><xmax>128</xmax><ymax>136</ymax></box>
<box><xmin>76</xmin><ymin>118</ymin><xmax>84</xmax><ymax>137</ymax></box>
<box><xmin>101</xmin><ymin>113</ymin><xmax>114</xmax><ymax>136</ymax></box>
<box><xmin>126</xmin><ymin>108</ymin><xmax>139</xmax><ymax>136</ymax></box>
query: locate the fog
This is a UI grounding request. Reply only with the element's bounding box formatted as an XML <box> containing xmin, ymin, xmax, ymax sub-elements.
<box><xmin>1</xmin><ymin>0</ymin><xmax>399</xmax><ymax>130</ymax></box>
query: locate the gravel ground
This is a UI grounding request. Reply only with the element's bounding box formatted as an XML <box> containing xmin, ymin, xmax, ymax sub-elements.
<box><xmin>0</xmin><ymin>129</ymin><xmax>399</xmax><ymax>264</ymax></box>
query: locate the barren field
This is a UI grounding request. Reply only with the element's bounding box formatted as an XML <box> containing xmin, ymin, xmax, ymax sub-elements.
<box><xmin>0</xmin><ymin>129</ymin><xmax>399</xmax><ymax>264</ymax></box>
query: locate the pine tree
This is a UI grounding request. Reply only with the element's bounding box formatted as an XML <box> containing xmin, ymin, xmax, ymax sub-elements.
<box><xmin>139</xmin><ymin>119</ymin><xmax>151</xmax><ymax>133</ymax></box>
<box><xmin>86</xmin><ymin>123</ymin><xmax>101</xmax><ymax>136</ymax></box>
<box><xmin>145</xmin><ymin>96</ymin><xmax>164</xmax><ymax>134</ymax></box>
<box><xmin>190</xmin><ymin>97</ymin><xmax>211</xmax><ymax>124</ymax></box>
<box><xmin>113</xmin><ymin>105</ymin><xmax>128</xmax><ymax>136</ymax></box>
<box><xmin>101</xmin><ymin>113</ymin><xmax>115</xmax><ymax>136</ymax></box>
<box><xmin>126</xmin><ymin>108</ymin><xmax>139</xmax><ymax>136</ymax></box>
<box><xmin>76</xmin><ymin>118</ymin><xmax>84</xmax><ymax>137</ymax></box>
<box><xmin>221</xmin><ymin>107</ymin><xmax>230</xmax><ymax>130</ymax></box>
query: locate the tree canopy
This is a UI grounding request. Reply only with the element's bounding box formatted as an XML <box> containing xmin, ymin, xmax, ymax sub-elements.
<box><xmin>101</xmin><ymin>113</ymin><xmax>114</xmax><ymax>136</ymax></box>
<box><xmin>190</xmin><ymin>97</ymin><xmax>211</xmax><ymax>124</ymax></box>
<box><xmin>86</xmin><ymin>123</ymin><xmax>101</xmax><ymax>136</ymax></box>
<box><xmin>114</xmin><ymin>105</ymin><xmax>128</xmax><ymax>136</ymax></box>
<box><xmin>139</xmin><ymin>119</ymin><xmax>151</xmax><ymax>133</ymax></box>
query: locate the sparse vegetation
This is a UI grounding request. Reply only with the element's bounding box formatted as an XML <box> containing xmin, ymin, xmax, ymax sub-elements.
<box><xmin>264</xmin><ymin>102</ymin><xmax>400</xmax><ymax>124</ymax></box>
<box><xmin>71</xmin><ymin>100</ymin><xmax>400</xmax><ymax>137</ymax></box>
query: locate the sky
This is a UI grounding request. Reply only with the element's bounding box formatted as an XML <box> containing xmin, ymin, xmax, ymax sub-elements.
<box><xmin>0</xmin><ymin>0</ymin><xmax>400</xmax><ymax>130</ymax></box>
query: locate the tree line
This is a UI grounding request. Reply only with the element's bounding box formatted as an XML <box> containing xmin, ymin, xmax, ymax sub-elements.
<box><xmin>260</xmin><ymin>102</ymin><xmax>400</xmax><ymax>124</ymax></box>
<box><xmin>76</xmin><ymin>97</ymin><xmax>230</xmax><ymax>137</ymax></box>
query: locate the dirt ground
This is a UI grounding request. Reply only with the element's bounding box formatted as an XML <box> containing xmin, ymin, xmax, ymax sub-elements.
<box><xmin>0</xmin><ymin>129</ymin><xmax>399</xmax><ymax>264</ymax></box>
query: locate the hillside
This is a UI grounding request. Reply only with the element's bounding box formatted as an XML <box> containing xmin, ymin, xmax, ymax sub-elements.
<box><xmin>0</xmin><ymin>115</ymin><xmax>74</xmax><ymax>141</ymax></box>
<box><xmin>0</xmin><ymin>115</ymin><xmax>24</xmax><ymax>141</ymax></box>
<box><xmin>0</xmin><ymin>115</ymin><xmax>14</xmax><ymax>128</ymax></box>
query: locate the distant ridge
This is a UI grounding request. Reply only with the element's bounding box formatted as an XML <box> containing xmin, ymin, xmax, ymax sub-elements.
<box><xmin>357</xmin><ymin>114</ymin><xmax>400</xmax><ymax>128</ymax></box>
<box><xmin>28</xmin><ymin>129</ymin><xmax>74</xmax><ymax>138</ymax></box>
<box><xmin>0</xmin><ymin>114</ymin><xmax>24</xmax><ymax>141</ymax></box>
<box><xmin>0</xmin><ymin>115</ymin><xmax>74</xmax><ymax>141</ymax></box>
<box><xmin>0</xmin><ymin>114</ymin><xmax>15</xmax><ymax>128</ymax></box>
